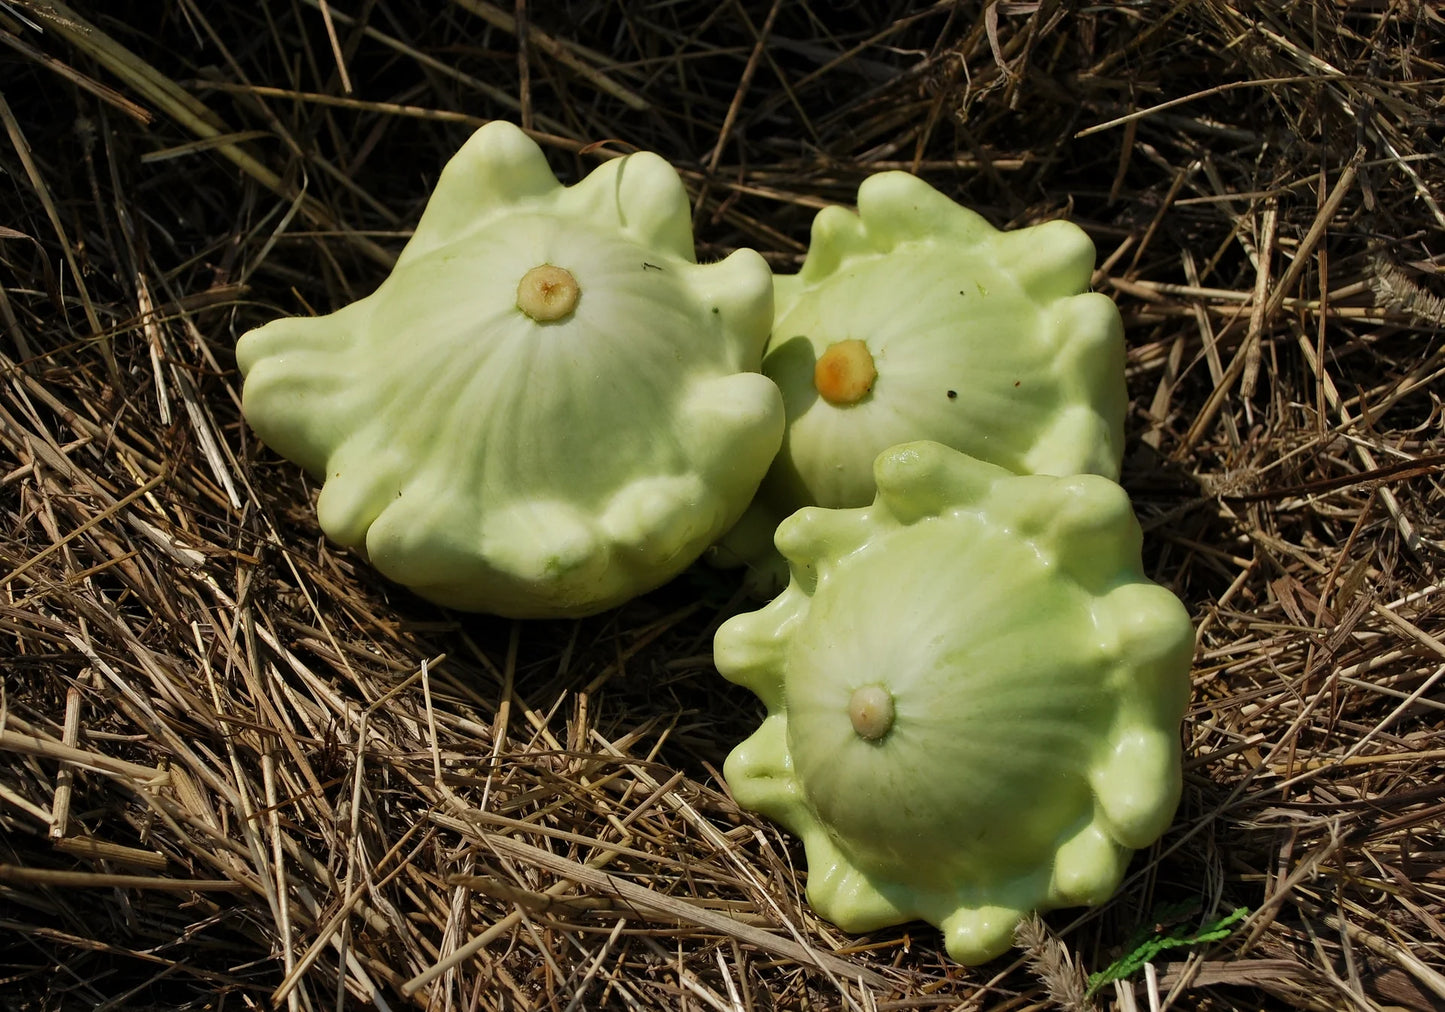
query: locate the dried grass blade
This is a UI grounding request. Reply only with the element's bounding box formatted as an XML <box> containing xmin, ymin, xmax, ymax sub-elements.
<box><xmin>0</xmin><ymin>23</ymin><xmax>152</xmax><ymax>122</ymax></box>
<box><xmin>27</xmin><ymin>0</ymin><xmax>394</xmax><ymax>267</ymax></box>
<box><xmin>0</xmin><ymin>726</ymin><xmax>167</xmax><ymax>785</ymax></box>
<box><xmin>468</xmin><ymin>833</ymin><xmax>889</xmax><ymax>987</ymax></box>
<box><xmin>0</xmin><ymin>865</ymin><xmax>244</xmax><ymax>891</ymax></box>
<box><xmin>0</xmin><ymin>90</ymin><xmax>110</xmax><ymax>374</ymax></box>
<box><xmin>448</xmin><ymin>0</ymin><xmax>650</xmax><ymax>110</ymax></box>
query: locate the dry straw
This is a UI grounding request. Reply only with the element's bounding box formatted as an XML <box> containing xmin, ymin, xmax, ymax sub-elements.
<box><xmin>2</xmin><ymin>1</ymin><xmax>1443</xmax><ymax>1009</ymax></box>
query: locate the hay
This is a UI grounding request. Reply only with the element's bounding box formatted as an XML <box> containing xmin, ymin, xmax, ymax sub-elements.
<box><xmin>2</xmin><ymin>1</ymin><xmax>1443</xmax><ymax>1008</ymax></box>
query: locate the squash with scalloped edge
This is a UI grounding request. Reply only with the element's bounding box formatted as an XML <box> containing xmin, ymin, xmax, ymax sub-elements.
<box><xmin>715</xmin><ymin>440</ymin><xmax>1194</xmax><ymax>965</ymax></box>
<box><xmin>714</xmin><ymin>172</ymin><xmax>1126</xmax><ymax>585</ymax></box>
<box><xmin>238</xmin><ymin>121</ymin><xmax>783</xmax><ymax>617</ymax></box>
<box><xmin>766</xmin><ymin>171</ymin><xmax>1126</xmax><ymax>507</ymax></box>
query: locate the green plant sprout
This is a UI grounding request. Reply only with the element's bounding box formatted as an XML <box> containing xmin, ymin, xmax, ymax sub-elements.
<box><xmin>1085</xmin><ymin>904</ymin><xmax>1251</xmax><ymax>997</ymax></box>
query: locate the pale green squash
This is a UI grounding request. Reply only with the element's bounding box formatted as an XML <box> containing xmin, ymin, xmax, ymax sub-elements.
<box><xmin>238</xmin><ymin>121</ymin><xmax>783</xmax><ymax>617</ymax></box>
<box><xmin>716</xmin><ymin>172</ymin><xmax>1127</xmax><ymax>586</ymax></box>
<box><xmin>716</xmin><ymin>441</ymin><xmax>1194</xmax><ymax>964</ymax></box>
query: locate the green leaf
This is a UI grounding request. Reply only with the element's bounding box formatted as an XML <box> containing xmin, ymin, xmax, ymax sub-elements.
<box><xmin>1085</xmin><ymin>906</ymin><xmax>1250</xmax><ymax>998</ymax></box>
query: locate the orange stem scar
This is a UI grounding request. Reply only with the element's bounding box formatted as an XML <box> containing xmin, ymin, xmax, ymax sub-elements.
<box><xmin>814</xmin><ymin>339</ymin><xmax>877</xmax><ymax>405</ymax></box>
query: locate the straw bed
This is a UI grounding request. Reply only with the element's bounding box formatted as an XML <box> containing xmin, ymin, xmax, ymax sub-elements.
<box><xmin>2</xmin><ymin>2</ymin><xmax>1443</xmax><ymax>1009</ymax></box>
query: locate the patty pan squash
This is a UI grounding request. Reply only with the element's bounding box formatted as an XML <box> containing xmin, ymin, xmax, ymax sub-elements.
<box><xmin>715</xmin><ymin>441</ymin><xmax>1194</xmax><ymax>965</ymax></box>
<box><xmin>763</xmin><ymin>171</ymin><xmax>1126</xmax><ymax>514</ymax></box>
<box><xmin>238</xmin><ymin>121</ymin><xmax>783</xmax><ymax>617</ymax></box>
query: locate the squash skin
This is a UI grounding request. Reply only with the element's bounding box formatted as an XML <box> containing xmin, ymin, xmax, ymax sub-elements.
<box><xmin>766</xmin><ymin>172</ymin><xmax>1126</xmax><ymax>509</ymax></box>
<box><xmin>715</xmin><ymin>172</ymin><xmax>1127</xmax><ymax>590</ymax></box>
<box><xmin>715</xmin><ymin>441</ymin><xmax>1194</xmax><ymax>965</ymax></box>
<box><xmin>237</xmin><ymin>122</ymin><xmax>783</xmax><ymax>617</ymax></box>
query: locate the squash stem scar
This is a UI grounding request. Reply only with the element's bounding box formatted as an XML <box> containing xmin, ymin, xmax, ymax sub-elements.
<box><xmin>517</xmin><ymin>264</ymin><xmax>580</xmax><ymax>322</ymax></box>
